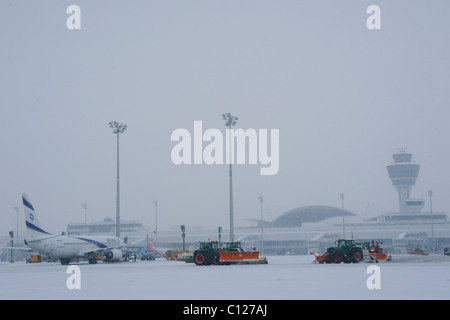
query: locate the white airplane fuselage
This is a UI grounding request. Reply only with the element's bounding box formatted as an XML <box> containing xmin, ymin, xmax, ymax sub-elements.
<box><xmin>25</xmin><ymin>234</ymin><xmax>125</xmax><ymax>259</ymax></box>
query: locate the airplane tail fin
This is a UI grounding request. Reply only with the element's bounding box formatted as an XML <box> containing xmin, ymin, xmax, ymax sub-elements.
<box><xmin>146</xmin><ymin>234</ymin><xmax>158</xmax><ymax>253</ymax></box>
<box><xmin>22</xmin><ymin>193</ymin><xmax>51</xmax><ymax>238</ymax></box>
<box><xmin>146</xmin><ymin>234</ymin><xmax>152</xmax><ymax>251</ymax></box>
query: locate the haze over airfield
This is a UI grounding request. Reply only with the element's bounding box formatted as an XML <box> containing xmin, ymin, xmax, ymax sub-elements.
<box><xmin>1</xmin><ymin>1</ymin><xmax>450</xmax><ymax>237</ymax></box>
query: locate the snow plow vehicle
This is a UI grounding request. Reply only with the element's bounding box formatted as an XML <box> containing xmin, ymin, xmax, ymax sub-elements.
<box><xmin>311</xmin><ymin>239</ymin><xmax>364</xmax><ymax>264</ymax></box>
<box><xmin>362</xmin><ymin>240</ymin><xmax>391</xmax><ymax>262</ymax></box>
<box><xmin>165</xmin><ymin>249</ymin><xmax>193</xmax><ymax>261</ymax></box>
<box><xmin>408</xmin><ymin>246</ymin><xmax>429</xmax><ymax>256</ymax></box>
<box><xmin>193</xmin><ymin>240</ymin><xmax>267</xmax><ymax>266</ymax></box>
<box><xmin>26</xmin><ymin>254</ymin><xmax>42</xmax><ymax>263</ymax></box>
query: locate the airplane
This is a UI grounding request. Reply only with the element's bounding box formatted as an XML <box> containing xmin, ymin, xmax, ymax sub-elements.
<box><xmin>22</xmin><ymin>193</ymin><xmax>128</xmax><ymax>265</ymax></box>
<box><xmin>127</xmin><ymin>234</ymin><xmax>168</xmax><ymax>260</ymax></box>
<box><xmin>132</xmin><ymin>234</ymin><xmax>182</xmax><ymax>260</ymax></box>
<box><xmin>145</xmin><ymin>235</ymin><xmax>167</xmax><ymax>258</ymax></box>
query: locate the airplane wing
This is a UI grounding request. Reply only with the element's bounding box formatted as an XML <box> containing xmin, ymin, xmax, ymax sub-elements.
<box><xmin>81</xmin><ymin>241</ymin><xmax>148</xmax><ymax>261</ymax></box>
<box><xmin>1</xmin><ymin>247</ymin><xmax>32</xmax><ymax>251</ymax></box>
<box><xmin>77</xmin><ymin>236</ymin><xmax>160</xmax><ymax>262</ymax></box>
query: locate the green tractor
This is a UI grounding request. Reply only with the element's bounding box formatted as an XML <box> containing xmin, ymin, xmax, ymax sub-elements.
<box><xmin>313</xmin><ymin>239</ymin><xmax>364</xmax><ymax>264</ymax></box>
<box><xmin>193</xmin><ymin>241</ymin><xmax>221</xmax><ymax>265</ymax></box>
<box><xmin>327</xmin><ymin>239</ymin><xmax>364</xmax><ymax>263</ymax></box>
<box><xmin>193</xmin><ymin>240</ymin><xmax>267</xmax><ymax>265</ymax></box>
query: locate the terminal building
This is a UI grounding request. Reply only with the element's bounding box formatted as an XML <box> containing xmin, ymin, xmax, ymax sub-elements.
<box><xmin>67</xmin><ymin>217</ymin><xmax>149</xmax><ymax>236</ymax></box>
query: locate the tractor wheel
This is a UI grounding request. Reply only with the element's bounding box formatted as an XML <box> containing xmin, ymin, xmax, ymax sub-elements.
<box><xmin>349</xmin><ymin>248</ymin><xmax>363</xmax><ymax>263</ymax></box>
<box><xmin>194</xmin><ymin>250</ymin><xmax>210</xmax><ymax>266</ymax></box>
<box><xmin>332</xmin><ymin>253</ymin><xmax>343</xmax><ymax>263</ymax></box>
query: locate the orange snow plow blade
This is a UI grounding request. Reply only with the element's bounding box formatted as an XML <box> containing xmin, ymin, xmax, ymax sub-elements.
<box><xmin>219</xmin><ymin>251</ymin><xmax>267</xmax><ymax>264</ymax></box>
<box><xmin>310</xmin><ymin>252</ymin><xmax>329</xmax><ymax>264</ymax></box>
<box><xmin>364</xmin><ymin>252</ymin><xmax>391</xmax><ymax>262</ymax></box>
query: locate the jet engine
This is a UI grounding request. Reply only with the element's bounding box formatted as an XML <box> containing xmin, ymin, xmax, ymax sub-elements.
<box><xmin>105</xmin><ymin>249</ymin><xmax>123</xmax><ymax>262</ymax></box>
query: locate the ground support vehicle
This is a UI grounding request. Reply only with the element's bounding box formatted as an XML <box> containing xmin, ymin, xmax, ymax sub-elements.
<box><xmin>193</xmin><ymin>240</ymin><xmax>267</xmax><ymax>266</ymax></box>
<box><xmin>175</xmin><ymin>251</ymin><xmax>194</xmax><ymax>262</ymax></box>
<box><xmin>311</xmin><ymin>239</ymin><xmax>364</xmax><ymax>264</ymax></box>
<box><xmin>26</xmin><ymin>254</ymin><xmax>41</xmax><ymax>263</ymax></box>
<box><xmin>362</xmin><ymin>240</ymin><xmax>391</xmax><ymax>262</ymax></box>
<box><xmin>408</xmin><ymin>246</ymin><xmax>429</xmax><ymax>255</ymax></box>
<box><xmin>140</xmin><ymin>252</ymin><xmax>156</xmax><ymax>261</ymax></box>
<box><xmin>166</xmin><ymin>250</ymin><xmax>193</xmax><ymax>262</ymax></box>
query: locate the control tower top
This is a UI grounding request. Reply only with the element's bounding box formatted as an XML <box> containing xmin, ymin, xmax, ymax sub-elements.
<box><xmin>392</xmin><ymin>148</ymin><xmax>412</xmax><ymax>163</ymax></box>
<box><xmin>386</xmin><ymin>149</ymin><xmax>424</xmax><ymax>213</ymax></box>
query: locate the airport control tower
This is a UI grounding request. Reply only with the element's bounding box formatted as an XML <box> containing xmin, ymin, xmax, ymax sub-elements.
<box><xmin>386</xmin><ymin>149</ymin><xmax>424</xmax><ymax>214</ymax></box>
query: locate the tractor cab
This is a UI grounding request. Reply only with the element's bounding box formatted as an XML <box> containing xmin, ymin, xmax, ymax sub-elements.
<box><xmin>335</xmin><ymin>239</ymin><xmax>359</xmax><ymax>249</ymax></box>
<box><xmin>363</xmin><ymin>240</ymin><xmax>383</xmax><ymax>253</ymax></box>
<box><xmin>198</xmin><ymin>241</ymin><xmax>219</xmax><ymax>251</ymax></box>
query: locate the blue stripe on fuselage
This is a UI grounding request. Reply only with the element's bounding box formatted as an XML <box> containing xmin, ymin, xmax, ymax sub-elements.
<box><xmin>74</xmin><ymin>237</ymin><xmax>108</xmax><ymax>248</ymax></box>
<box><xmin>26</xmin><ymin>221</ymin><xmax>51</xmax><ymax>235</ymax></box>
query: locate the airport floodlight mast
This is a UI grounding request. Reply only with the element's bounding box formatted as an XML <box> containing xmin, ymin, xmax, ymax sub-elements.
<box><xmin>222</xmin><ymin>113</ymin><xmax>238</xmax><ymax>240</ymax></box>
<box><xmin>340</xmin><ymin>193</ymin><xmax>345</xmax><ymax>238</ymax></box>
<box><xmin>218</xmin><ymin>226</ymin><xmax>222</xmax><ymax>247</ymax></box>
<box><xmin>9</xmin><ymin>231</ymin><xmax>14</xmax><ymax>262</ymax></box>
<box><xmin>109</xmin><ymin>121</ymin><xmax>127</xmax><ymax>238</ymax></box>
<box><xmin>82</xmin><ymin>203</ymin><xmax>87</xmax><ymax>233</ymax></box>
<box><xmin>14</xmin><ymin>207</ymin><xmax>19</xmax><ymax>241</ymax></box>
<box><xmin>428</xmin><ymin>190</ymin><xmax>434</xmax><ymax>251</ymax></box>
<box><xmin>153</xmin><ymin>201</ymin><xmax>158</xmax><ymax>243</ymax></box>
<box><xmin>181</xmin><ymin>224</ymin><xmax>185</xmax><ymax>251</ymax></box>
<box><xmin>258</xmin><ymin>196</ymin><xmax>264</xmax><ymax>257</ymax></box>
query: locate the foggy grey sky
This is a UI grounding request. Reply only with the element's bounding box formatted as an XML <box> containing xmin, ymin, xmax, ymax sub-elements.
<box><xmin>1</xmin><ymin>1</ymin><xmax>450</xmax><ymax>237</ymax></box>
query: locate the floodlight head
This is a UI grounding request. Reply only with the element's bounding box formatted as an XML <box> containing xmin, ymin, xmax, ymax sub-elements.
<box><xmin>108</xmin><ymin>121</ymin><xmax>117</xmax><ymax>128</ymax></box>
<box><xmin>109</xmin><ymin>121</ymin><xmax>127</xmax><ymax>134</ymax></box>
<box><xmin>221</xmin><ymin>113</ymin><xmax>238</xmax><ymax>127</ymax></box>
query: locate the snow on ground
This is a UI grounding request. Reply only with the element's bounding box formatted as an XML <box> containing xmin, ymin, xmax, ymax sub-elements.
<box><xmin>0</xmin><ymin>254</ymin><xmax>449</xmax><ymax>300</ymax></box>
